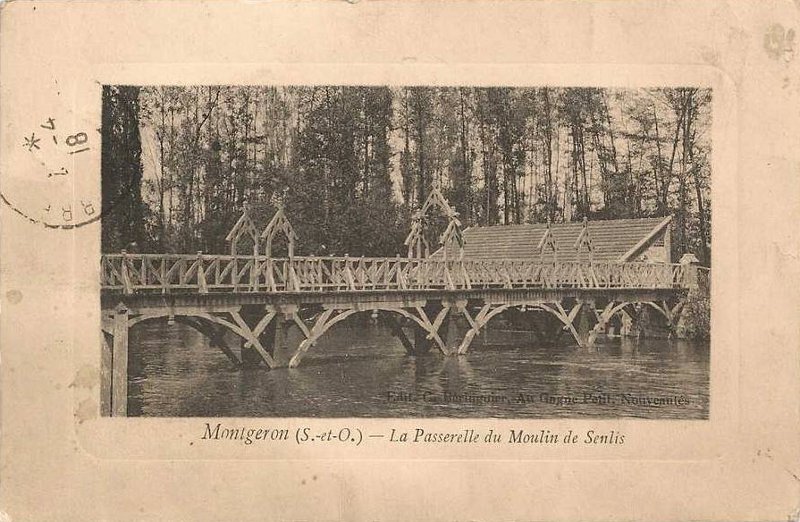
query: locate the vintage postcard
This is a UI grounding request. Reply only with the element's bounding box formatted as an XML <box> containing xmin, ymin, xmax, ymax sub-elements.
<box><xmin>1</xmin><ymin>1</ymin><xmax>798</xmax><ymax>520</ymax></box>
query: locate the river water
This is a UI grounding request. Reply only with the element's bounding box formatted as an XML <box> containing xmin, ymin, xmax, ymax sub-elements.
<box><xmin>127</xmin><ymin>321</ymin><xmax>709</xmax><ymax>419</ymax></box>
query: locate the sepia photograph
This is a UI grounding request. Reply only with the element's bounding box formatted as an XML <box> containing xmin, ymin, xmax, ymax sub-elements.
<box><xmin>100</xmin><ymin>85</ymin><xmax>712</xmax><ymax>419</ymax></box>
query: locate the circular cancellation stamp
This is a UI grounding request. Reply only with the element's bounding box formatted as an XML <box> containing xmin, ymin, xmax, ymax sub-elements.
<box><xmin>1</xmin><ymin>99</ymin><xmax>124</xmax><ymax>229</ymax></box>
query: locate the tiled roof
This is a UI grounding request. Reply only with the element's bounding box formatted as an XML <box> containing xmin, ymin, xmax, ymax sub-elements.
<box><xmin>434</xmin><ymin>216</ymin><xmax>671</xmax><ymax>262</ymax></box>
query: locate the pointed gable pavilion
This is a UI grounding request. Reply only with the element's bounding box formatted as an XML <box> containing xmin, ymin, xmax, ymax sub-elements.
<box><xmin>435</xmin><ymin>216</ymin><xmax>673</xmax><ymax>263</ymax></box>
<box><xmin>225</xmin><ymin>203</ymin><xmax>260</xmax><ymax>256</ymax></box>
<box><xmin>260</xmin><ymin>203</ymin><xmax>298</xmax><ymax>258</ymax></box>
<box><xmin>404</xmin><ymin>186</ymin><xmax>465</xmax><ymax>260</ymax></box>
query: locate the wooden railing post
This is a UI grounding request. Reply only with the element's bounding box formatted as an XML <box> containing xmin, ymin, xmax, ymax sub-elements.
<box><xmin>395</xmin><ymin>255</ymin><xmax>406</xmax><ymax>290</ymax></box>
<box><xmin>344</xmin><ymin>256</ymin><xmax>356</xmax><ymax>290</ymax></box>
<box><xmin>266</xmin><ymin>258</ymin><xmax>276</xmax><ymax>292</ymax></box>
<box><xmin>250</xmin><ymin>255</ymin><xmax>258</xmax><ymax>292</ymax></box>
<box><xmin>120</xmin><ymin>250</ymin><xmax>133</xmax><ymax>295</ymax></box>
<box><xmin>444</xmin><ymin>260</ymin><xmax>455</xmax><ymax>290</ymax></box>
<box><xmin>461</xmin><ymin>260</ymin><xmax>472</xmax><ymax>289</ymax></box>
<box><xmin>357</xmin><ymin>256</ymin><xmax>366</xmax><ymax>289</ymax></box>
<box><xmin>196</xmin><ymin>252</ymin><xmax>208</xmax><ymax>294</ymax></box>
<box><xmin>288</xmin><ymin>259</ymin><xmax>301</xmax><ymax>292</ymax></box>
<box><xmin>679</xmin><ymin>253</ymin><xmax>701</xmax><ymax>289</ymax></box>
<box><xmin>160</xmin><ymin>257</ymin><xmax>168</xmax><ymax>293</ymax></box>
<box><xmin>232</xmin><ymin>257</ymin><xmax>240</xmax><ymax>290</ymax></box>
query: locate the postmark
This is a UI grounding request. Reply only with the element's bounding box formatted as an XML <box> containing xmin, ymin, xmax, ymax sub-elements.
<box><xmin>1</xmin><ymin>100</ymin><xmax>132</xmax><ymax>229</ymax></box>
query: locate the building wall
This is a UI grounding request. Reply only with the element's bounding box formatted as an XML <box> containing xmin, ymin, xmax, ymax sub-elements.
<box><xmin>632</xmin><ymin>228</ymin><xmax>671</xmax><ymax>263</ymax></box>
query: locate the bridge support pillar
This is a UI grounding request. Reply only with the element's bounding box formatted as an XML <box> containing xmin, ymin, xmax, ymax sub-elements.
<box><xmin>271</xmin><ymin>315</ymin><xmax>306</xmax><ymax>368</ymax></box>
<box><xmin>411</xmin><ymin>328</ymin><xmax>433</xmax><ymax>356</ymax></box>
<box><xmin>534</xmin><ymin>311</ymin><xmax>562</xmax><ymax>346</ymax></box>
<box><xmin>175</xmin><ymin>318</ymin><xmax>242</xmax><ymax>367</ymax></box>
<box><xmin>380</xmin><ymin>315</ymin><xmax>430</xmax><ymax>355</ymax></box>
<box><xmin>241</xmin><ymin>341</ymin><xmax>263</xmax><ymax>367</ymax></box>
<box><xmin>395</xmin><ymin>323</ymin><xmax>414</xmax><ymax>354</ymax></box>
<box><xmin>539</xmin><ymin>300</ymin><xmax>600</xmax><ymax>349</ymax></box>
<box><xmin>576</xmin><ymin>302</ymin><xmax>597</xmax><ymax>349</ymax></box>
<box><xmin>559</xmin><ymin>301</ymin><xmax>593</xmax><ymax>349</ymax></box>
<box><xmin>619</xmin><ymin>308</ymin><xmax>635</xmax><ymax>336</ymax></box>
<box><xmin>100</xmin><ymin>331</ymin><xmax>112</xmax><ymax>417</ymax></box>
<box><xmin>443</xmin><ymin>301</ymin><xmax>468</xmax><ymax>355</ymax></box>
<box><xmin>234</xmin><ymin>306</ymin><xmax>278</xmax><ymax>368</ymax></box>
<box><xmin>111</xmin><ymin>304</ymin><xmax>129</xmax><ymax>417</ymax></box>
<box><xmin>628</xmin><ymin>304</ymin><xmax>663</xmax><ymax>339</ymax></box>
<box><xmin>380</xmin><ymin>314</ymin><xmax>408</xmax><ymax>353</ymax></box>
<box><xmin>444</xmin><ymin>314</ymin><xmax>460</xmax><ymax>355</ymax></box>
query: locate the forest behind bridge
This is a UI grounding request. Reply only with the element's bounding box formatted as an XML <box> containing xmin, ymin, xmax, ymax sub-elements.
<box><xmin>102</xmin><ymin>85</ymin><xmax>712</xmax><ymax>265</ymax></box>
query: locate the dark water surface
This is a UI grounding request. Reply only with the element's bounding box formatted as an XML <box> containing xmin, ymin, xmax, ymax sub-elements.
<box><xmin>128</xmin><ymin>321</ymin><xmax>709</xmax><ymax>419</ymax></box>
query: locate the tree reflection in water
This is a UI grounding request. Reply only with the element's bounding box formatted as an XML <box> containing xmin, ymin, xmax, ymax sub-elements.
<box><xmin>127</xmin><ymin>321</ymin><xmax>709</xmax><ymax>419</ymax></box>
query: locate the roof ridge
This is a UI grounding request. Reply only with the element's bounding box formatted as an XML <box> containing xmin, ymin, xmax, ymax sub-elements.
<box><xmin>466</xmin><ymin>216</ymin><xmax>670</xmax><ymax>230</ymax></box>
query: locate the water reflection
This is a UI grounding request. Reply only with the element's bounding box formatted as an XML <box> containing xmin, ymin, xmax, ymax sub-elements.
<box><xmin>127</xmin><ymin>322</ymin><xmax>709</xmax><ymax>419</ymax></box>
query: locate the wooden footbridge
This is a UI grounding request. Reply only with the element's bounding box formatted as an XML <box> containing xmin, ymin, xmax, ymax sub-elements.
<box><xmin>100</xmin><ymin>191</ymin><xmax>707</xmax><ymax>416</ymax></box>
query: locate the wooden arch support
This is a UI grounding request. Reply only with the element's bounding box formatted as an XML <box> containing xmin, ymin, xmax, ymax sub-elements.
<box><xmin>124</xmin><ymin>307</ymin><xmax>279</xmax><ymax>368</ymax></box>
<box><xmin>260</xmin><ymin>204</ymin><xmax>299</xmax><ymax>258</ymax></box>
<box><xmin>537</xmin><ymin>300</ymin><xmax>627</xmax><ymax>348</ymax></box>
<box><xmin>538</xmin><ymin>301</ymin><xmax>589</xmax><ymax>347</ymax></box>
<box><xmin>172</xmin><ymin>316</ymin><xmax>242</xmax><ymax>366</ymax></box>
<box><xmin>225</xmin><ymin>203</ymin><xmax>260</xmax><ymax>256</ymax></box>
<box><xmin>612</xmin><ymin>299</ymin><xmax>688</xmax><ymax>339</ymax></box>
<box><xmin>286</xmin><ymin>303</ymin><xmax>461</xmax><ymax>368</ymax></box>
<box><xmin>287</xmin><ymin>308</ymin><xmax>360</xmax><ymax>368</ymax></box>
<box><xmin>644</xmin><ymin>299</ymin><xmax>686</xmax><ymax>335</ymax></box>
<box><xmin>456</xmin><ymin>303</ymin><xmax>512</xmax><ymax>354</ymax></box>
<box><xmin>101</xmin><ymin>304</ymin><xmax>279</xmax><ymax>416</ymax></box>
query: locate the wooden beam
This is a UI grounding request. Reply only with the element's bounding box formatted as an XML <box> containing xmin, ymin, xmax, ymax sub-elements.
<box><xmin>291</xmin><ymin>312</ymin><xmax>313</xmax><ymax>340</ymax></box>
<box><xmin>229</xmin><ymin>311</ymin><xmax>276</xmax><ymax>368</ymax></box>
<box><xmin>252</xmin><ymin>310</ymin><xmax>276</xmax><ymax>338</ymax></box>
<box><xmin>456</xmin><ymin>304</ymin><xmax>510</xmax><ymax>355</ymax></box>
<box><xmin>380</xmin><ymin>314</ymin><xmax>416</xmax><ymax>354</ymax></box>
<box><xmin>120</xmin><ymin>251</ymin><xmax>133</xmax><ymax>295</ymax></box>
<box><xmin>175</xmin><ymin>317</ymin><xmax>242</xmax><ymax>367</ymax></box>
<box><xmin>100</xmin><ymin>331</ymin><xmax>113</xmax><ymax>417</ymax></box>
<box><xmin>289</xmin><ymin>309</ymin><xmax>359</xmax><ymax>368</ymax></box>
<box><xmin>540</xmin><ymin>301</ymin><xmax>591</xmax><ymax>348</ymax></box>
<box><xmin>587</xmin><ymin>301</ymin><xmax>622</xmax><ymax>346</ymax></box>
<box><xmin>111</xmin><ymin>305</ymin><xmax>129</xmax><ymax>417</ymax></box>
<box><xmin>413</xmin><ymin>306</ymin><xmax>449</xmax><ymax>355</ymax></box>
<box><xmin>196</xmin><ymin>252</ymin><xmax>208</xmax><ymax>294</ymax></box>
<box><xmin>443</xmin><ymin>310</ymin><xmax>462</xmax><ymax>354</ymax></box>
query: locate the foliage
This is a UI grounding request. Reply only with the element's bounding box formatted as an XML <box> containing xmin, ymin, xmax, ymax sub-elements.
<box><xmin>102</xmin><ymin>86</ymin><xmax>712</xmax><ymax>265</ymax></box>
<box><xmin>677</xmin><ymin>287</ymin><xmax>711</xmax><ymax>340</ymax></box>
<box><xmin>101</xmin><ymin>85</ymin><xmax>145</xmax><ymax>252</ymax></box>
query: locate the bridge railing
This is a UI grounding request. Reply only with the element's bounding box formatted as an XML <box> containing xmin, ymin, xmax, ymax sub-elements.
<box><xmin>100</xmin><ymin>254</ymin><xmax>690</xmax><ymax>294</ymax></box>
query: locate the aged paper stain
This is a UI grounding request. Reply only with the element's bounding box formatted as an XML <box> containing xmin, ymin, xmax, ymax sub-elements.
<box><xmin>764</xmin><ymin>23</ymin><xmax>796</xmax><ymax>62</ymax></box>
<box><xmin>74</xmin><ymin>398</ymin><xmax>96</xmax><ymax>424</ymax></box>
<box><xmin>4</xmin><ymin>289</ymin><xmax>22</xmax><ymax>304</ymax></box>
<box><xmin>70</xmin><ymin>364</ymin><xmax>99</xmax><ymax>389</ymax></box>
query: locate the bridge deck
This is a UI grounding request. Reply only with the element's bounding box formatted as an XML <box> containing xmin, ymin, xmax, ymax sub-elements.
<box><xmin>98</xmin><ymin>253</ymin><xmax>704</xmax><ymax>416</ymax></box>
